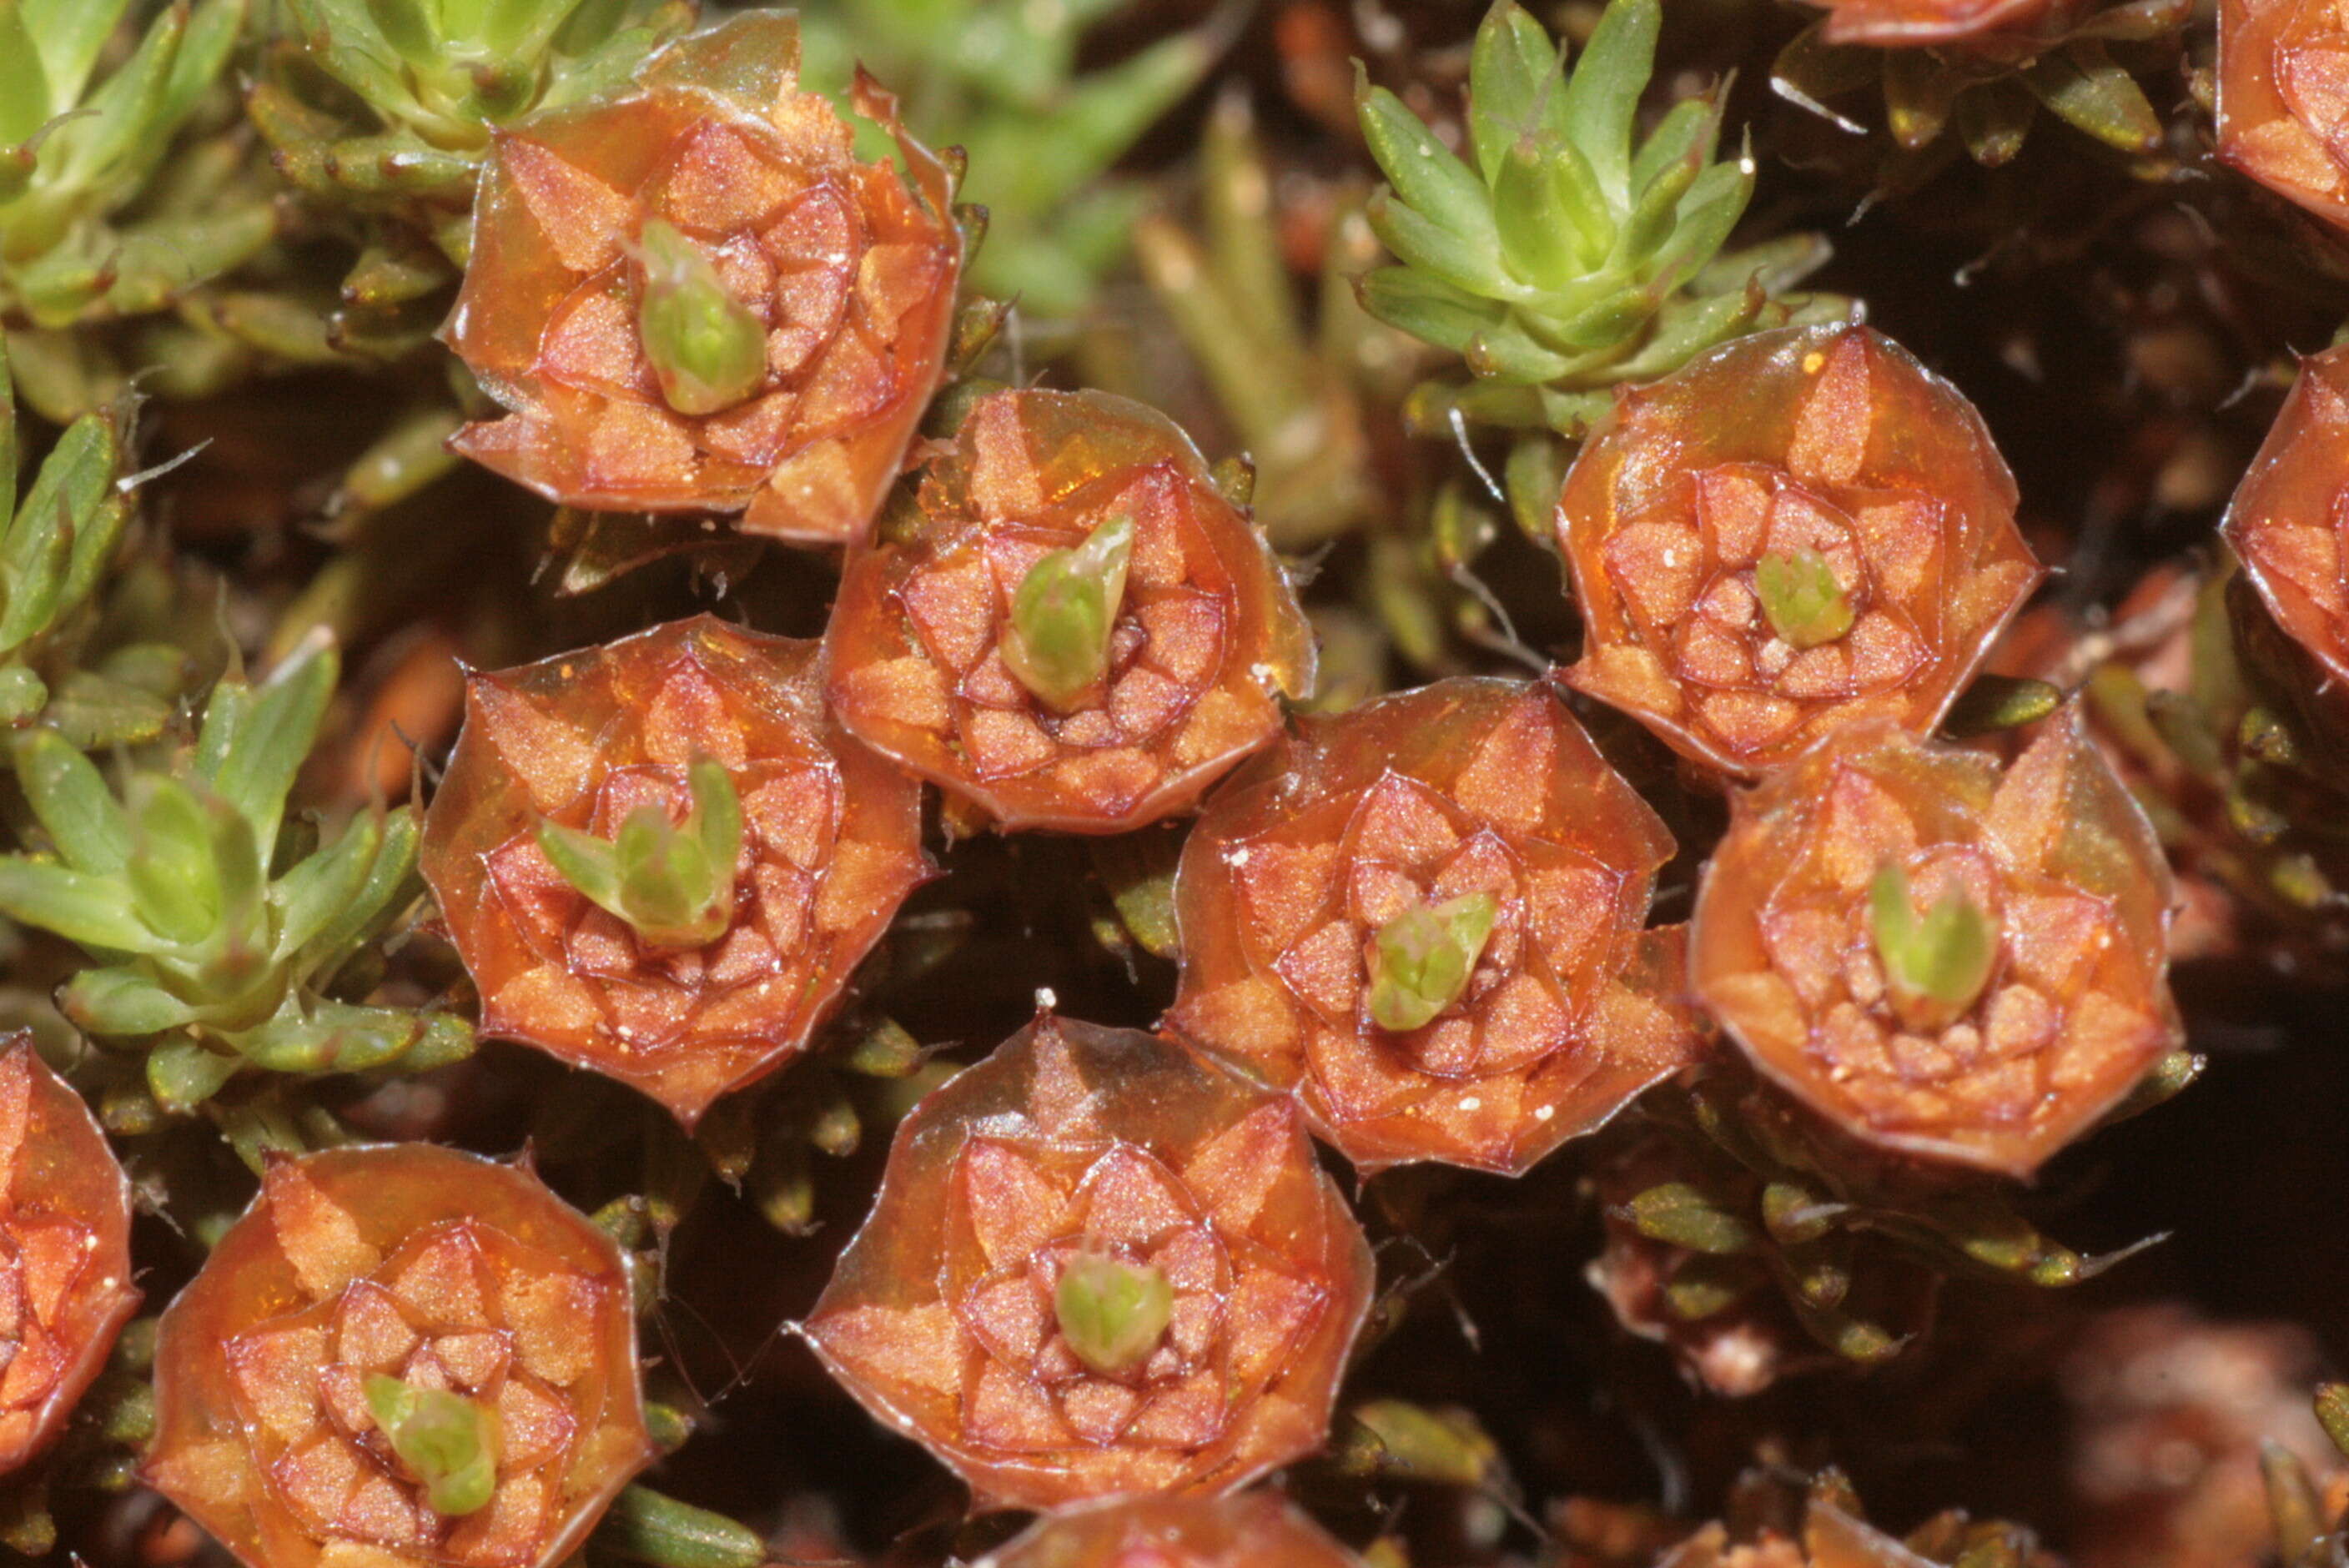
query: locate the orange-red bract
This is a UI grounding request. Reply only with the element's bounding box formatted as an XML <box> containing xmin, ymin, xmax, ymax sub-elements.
<box><xmin>419</xmin><ymin>616</ymin><xmax>930</xmax><ymax>1126</ymax></box>
<box><xmin>145</xmin><ymin>1144</ymin><xmax>651</xmax><ymax>1568</ymax></box>
<box><xmin>1167</xmin><ymin>679</ymin><xmax>1700</xmax><ymax>1176</ymax></box>
<box><xmin>0</xmin><ymin>1037</ymin><xmax>138</xmax><ymax>1473</ymax></box>
<box><xmin>1806</xmin><ymin>0</ymin><xmax>2067</xmax><ymax>45</ymax></box>
<box><xmin>825</xmin><ymin>388</ymin><xmax>1315</xmax><ymax>834</ymax></box>
<box><xmin>973</xmin><ymin>1492</ymin><xmax>1365</xmax><ymax>1568</ymax></box>
<box><xmin>445</xmin><ymin>12</ymin><xmax>963</xmax><ymax>544</ymax></box>
<box><xmin>1559</xmin><ymin>324</ymin><xmax>2040</xmax><ymax>778</ymax></box>
<box><xmin>2223</xmin><ymin>343</ymin><xmax>2349</xmax><ymax>694</ymax></box>
<box><xmin>2218</xmin><ymin>0</ymin><xmax>2349</xmax><ymax>235</ymax></box>
<box><xmin>1688</xmin><ymin>714</ymin><xmax>2180</xmax><ymax>1178</ymax></box>
<box><xmin>802</xmin><ymin>1015</ymin><xmax>1374</xmax><ymax>1512</ymax></box>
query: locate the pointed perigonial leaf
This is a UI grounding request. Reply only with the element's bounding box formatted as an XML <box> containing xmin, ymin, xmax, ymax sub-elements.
<box><xmin>1690</xmin><ymin>714</ymin><xmax>2180</xmax><ymax>1177</ymax></box>
<box><xmin>445</xmin><ymin>12</ymin><xmax>963</xmax><ymax>545</ymax></box>
<box><xmin>826</xmin><ymin>389</ymin><xmax>1314</xmax><ymax>835</ymax></box>
<box><xmin>1167</xmin><ymin>678</ymin><xmax>1701</xmax><ymax>1176</ymax></box>
<box><xmin>1561</xmin><ymin>324</ymin><xmax>2040</xmax><ymax>777</ymax></box>
<box><xmin>423</xmin><ymin>617</ymin><xmax>930</xmax><ymax>1126</ymax></box>
<box><xmin>148</xmin><ymin>1145</ymin><xmax>651</xmax><ymax>1568</ymax></box>
<box><xmin>804</xmin><ymin>1016</ymin><xmax>1375</xmax><ymax>1511</ymax></box>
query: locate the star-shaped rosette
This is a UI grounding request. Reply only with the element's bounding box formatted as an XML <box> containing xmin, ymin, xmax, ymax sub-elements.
<box><xmin>1690</xmin><ymin>714</ymin><xmax>2181</xmax><ymax>1176</ymax></box>
<box><xmin>146</xmin><ymin>1145</ymin><xmax>651</xmax><ymax>1568</ymax></box>
<box><xmin>825</xmin><ymin>388</ymin><xmax>1315</xmax><ymax>834</ymax></box>
<box><xmin>445</xmin><ymin>12</ymin><xmax>964</xmax><ymax>544</ymax></box>
<box><xmin>1168</xmin><ymin>679</ymin><xmax>1701</xmax><ymax>1175</ymax></box>
<box><xmin>803</xmin><ymin>1016</ymin><xmax>1373</xmax><ymax>1511</ymax></box>
<box><xmin>1560</xmin><ymin>324</ymin><xmax>2040</xmax><ymax>777</ymax></box>
<box><xmin>420</xmin><ymin>616</ymin><xmax>930</xmax><ymax>1126</ymax></box>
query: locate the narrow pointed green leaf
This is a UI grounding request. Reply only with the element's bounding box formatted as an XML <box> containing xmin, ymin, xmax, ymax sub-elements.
<box><xmin>1356</xmin><ymin>71</ymin><xmax>1501</xmax><ymax>252</ymax></box>
<box><xmin>0</xmin><ymin>0</ymin><xmax>53</xmax><ymax>148</ymax></box>
<box><xmin>272</xmin><ymin>808</ymin><xmax>388</xmax><ymax>962</ymax></box>
<box><xmin>1467</xmin><ymin>1</ymin><xmax>1562</xmax><ymax>183</ymax></box>
<box><xmin>206</xmin><ymin>636</ymin><xmax>336</xmax><ymax>854</ymax></box>
<box><xmin>1557</xmin><ymin>0</ymin><xmax>1659</xmax><ymax>206</ymax></box>
<box><xmin>0</xmin><ymin>857</ymin><xmax>158</xmax><ymax>951</ymax></box>
<box><xmin>147</xmin><ymin>1036</ymin><xmax>239</xmax><ymax>1109</ymax></box>
<box><xmin>21</xmin><ymin>0</ymin><xmax>133</xmax><ymax>108</ymax></box>
<box><xmin>128</xmin><ymin>777</ymin><xmax>225</xmax><ymax>946</ymax></box>
<box><xmin>61</xmin><ymin>964</ymin><xmax>196</xmax><ymax>1034</ymax></box>
<box><xmin>48</xmin><ymin>0</ymin><xmax>184</xmax><ymax>189</ymax></box>
<box><xmin>1630</xmin><ymin>89</ymin><xmax>1724</xmax><ymax>199</ymax></box>
<box><xmin>536</xmin><ymin>818</ymin><xmax>624</xmax><ymax>908</ymax></box>
<box><xmin>1357</xmin><ymin>267</ymin><xmax>1503</xmax><ymax>354</ymax></box>
<box><xmin>297</xmin><ymin>807</ymin><xmax>422</xmax><ymax>983</ymax></box>
<box><xmin>1367</xmin><ymin>188</ymin><xmax>1522</xmax><ymax>302</ymax></box>
<box><xmin>2022</xmin><ymin>41</ymin><xmax>2161</xmax><ymax>155</ymax></box>
<box><xmin>12</xmin><ymin>726</ymin><xmax>130</xmax><ymax>873</ymax></box>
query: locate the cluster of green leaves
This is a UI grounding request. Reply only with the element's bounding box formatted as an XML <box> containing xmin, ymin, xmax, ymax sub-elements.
<box><xmin>1357</xmin><ymin>0</ymin><xmax>1837</xmax><ymax>435</ymax></box>
<box><xmin>0</xmin><ymin>338</ymin><xmax>191</xmax><ymax>746</ymax></box>
<box><xmin>536</xmin><ymin>756</ymin><xmax>742</xmax><ymax>951</ymax></box>
<box><xmin>247</xmin><ymin>0</ymin><xmax>692</xmax><ymax>266</ymax></box>
<box><xmin>1772</xmin><ymin>0</ymin><xmax>2181</xmax><ymax>173</ymax></box>
<box><xmin>1616</xmin><ymin>1063</ymin><xmax>2199</xmax><ymax>1371</ymax></box>
<box><xmin>0</xmin><ymin>0</ymin><xmax>275</xmax><ymax>330</ymax></box>
<box><xmin>797</xmin><ymin>0</ymin><xmax>1229</xmax><ymax>317</ymax></box>
<box><xmin>0</xmin><ymin>636</ymin><xmax>470</xmax><ymax>1113</ymax></box>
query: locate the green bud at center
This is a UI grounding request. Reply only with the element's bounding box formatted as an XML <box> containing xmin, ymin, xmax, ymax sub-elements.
<box><xmin>1054</xmin><ymin>1252</ymin><xmax>1174</xmax><ymax>1377</ymax></box>
<box><xmin>1754</xmin><ymin>549</ymin><xmax>1855</xmax><ymax>651</ymax></box>
<box><xmin>636</xmin><ymin>219</ymin><xmax>767</xmax><ymax>417</ymax></box>
<box><xmin>365</xmin><ymin>1374</ymin><xmax>500</xmax><ymax>1518</ymax></box>
<box><xmin>1367</xmin><ymin>891</ymin><xmax>1501</xmax><ymax>1033</ymax></box>
<box><xmin>536</xmin><ymin>756</ymin><xmax>744</xmax><ymax>949</ymax></box>
<box><xmin>1000</xmin><ymin>515</ymin><xmax>1135</xmax><ymax>712</ymax></box>
<box><xmin>1868</xmin><ymin>862</ymin><xmax>1998</xmax><ymax>1030</ymax></box>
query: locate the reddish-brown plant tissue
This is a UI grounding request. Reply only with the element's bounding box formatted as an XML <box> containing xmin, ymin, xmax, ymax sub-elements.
<box><xmin>973</xmin><ymin>1492</ymin><xmax>1365</xmax><ymax>1568</ymax></box>
<box><xmin>445</xmin><ymin>12</ymin><xmax>963</xmax><ymax>543</ymax></box>
<box><xmin>420</xmin><ymin>616</ymin><xmax>929</xmax><ymax>1126</ymax></box>
<box><xmin>1688</xmin><ymin>713</ymin><xmax>2181</xmax><ymax>1178</ymax></box>
<box><xmin>1806</xmin><ymin>0</ymin><xmax>2065</xmax><ymax>46</ymax></box>
<box><xmin>145</xmin><ymin>1144</ymin><xmax>650</xmax><ymax>1568</ymax></box>
<box><xmin>1166</xmin><ymin>679</ymin><xmax>1700</xmax><ymax>1175</ymax></box>
<box><xmin>2218</xmin><ymin>0</ymin><xmax>2349</xmax><ymax>235</ymax></box>
<box><xmin>1585</xmin><ymin>1127</ymin><xmax>1938</xmax><ymax>1399</ymax></box>
<box><xmin>0</xmin><ymin>1037</ymin><xmax>138</xmax><ymax>1473</ymax></box>
<box><xmin>802</xmin><ymin>1015</ymin><xmax>1374</xmax><ymax>1511</ymax></box>
<box><xmin>1560</xmin><ymin>324</ymin><xmax>2040</xmax><ymax>778</ymax></box>
<box><xmin>2223</xmin><ymin>343</ymin><xmax>2349</xmax><ymax>695</ymax></box>
<box><xmin>825</xmin><ymin>388</ymin><xmax>1315</xmax><ymax>834</ymax></box>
